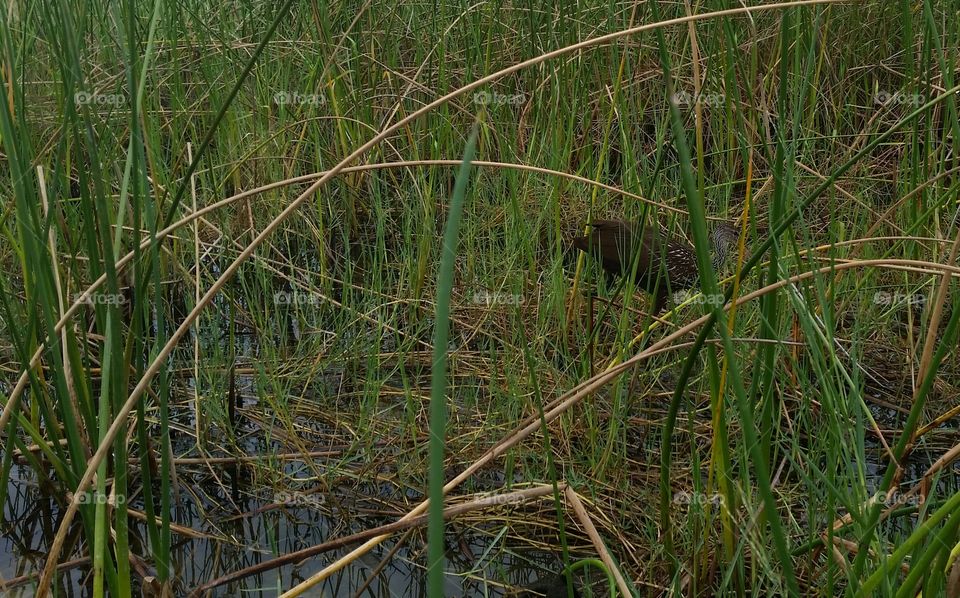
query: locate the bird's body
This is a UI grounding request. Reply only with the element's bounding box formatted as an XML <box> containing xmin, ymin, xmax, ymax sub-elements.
<box><xmin>572</xmin><ymin>219</ymin><xmax>737</xmax><ymax>312</ymax></box>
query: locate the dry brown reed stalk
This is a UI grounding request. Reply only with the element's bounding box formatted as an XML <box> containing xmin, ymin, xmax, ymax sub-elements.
<box><xmin>27</xmin><ymin>3</ymin><xmax>872</xmax><ymax>593</ymax></box>
<box><xmin>285</xmin><ymin>257</ymin><xmax>960</xmax><ymax>597</ymax></box>
<box><xmin>189</xmin><ymin>483</ymin><xmax>565</xmax><ymax>596</ymax></box>
<box><xmin>3</xmin><ymin>158</ymin><xmax>674</xmax><ymax>434</ymax></box>
<box><xmin>564</xmin><ymin>485</ymin><xmax>632</xmax><ymax>596</ymax></box>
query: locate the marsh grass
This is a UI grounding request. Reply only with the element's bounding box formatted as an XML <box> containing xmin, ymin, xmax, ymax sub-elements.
<box><xmin>1</xmin><ymin>0</ymin><xmax>959</xmax><ymax>596</ymax></box>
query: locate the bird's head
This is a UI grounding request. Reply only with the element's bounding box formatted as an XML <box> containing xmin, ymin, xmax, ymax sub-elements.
<box><xmin>710</xmin><ymin>222</ymin><xmax>742</xmax><ymax>272</ymax></box>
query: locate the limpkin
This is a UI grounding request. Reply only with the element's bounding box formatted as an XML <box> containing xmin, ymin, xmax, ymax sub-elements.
<box><xmin>572</xmin><ymin>219</ymin><xmax>740</xmax><ymax>312</ymax></box>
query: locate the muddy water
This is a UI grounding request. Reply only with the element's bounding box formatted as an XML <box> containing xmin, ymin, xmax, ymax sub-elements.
<box><xmin>1</xmin><ymin>462</ymin><xmax>574</xmax><ymax>596</ymax></box>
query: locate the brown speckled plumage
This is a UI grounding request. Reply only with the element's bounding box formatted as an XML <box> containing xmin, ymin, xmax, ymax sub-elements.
<box><xmin>571</xmin><ymin>219</ymin><xmax>737</xmax><ymax>312</ymax></box>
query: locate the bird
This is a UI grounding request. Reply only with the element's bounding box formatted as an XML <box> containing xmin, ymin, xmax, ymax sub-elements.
<box><xmin>571</xmin><ymin>219</ymin><xmax>740</xmax><ymax>312</ymax></box>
